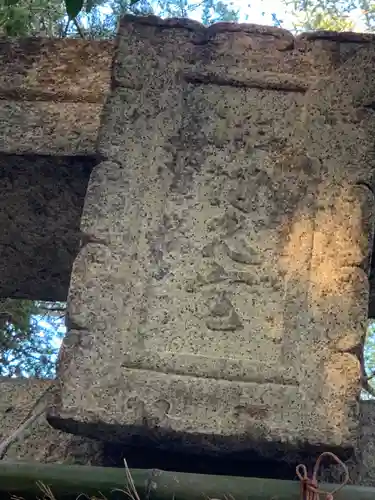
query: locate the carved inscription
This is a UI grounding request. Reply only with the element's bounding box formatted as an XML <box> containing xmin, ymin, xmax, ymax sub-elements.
<box><xmin>186</xmin><ymin>165</ymin><xmax>279</xmax><ymax>332</ymax></box>
<box><xmin>206</xmin><ymin>291</ymin><xmax>243</xmax><ymax>331</ymax></box>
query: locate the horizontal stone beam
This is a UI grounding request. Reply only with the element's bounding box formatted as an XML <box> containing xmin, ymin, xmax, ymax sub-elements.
<box><xmin>0</xmin><ymin>37</ymin><xmax>112</xmax><ymax>102</ymax></box>
<box><xmin>0</xmin><ymin>38</ymin><xmax>112</xmax><ymax>156</ymax></box>
<box><xmin>0</xmin><ymin>101</ymin><xmax>103</xmax><ymax>156</ymax></box>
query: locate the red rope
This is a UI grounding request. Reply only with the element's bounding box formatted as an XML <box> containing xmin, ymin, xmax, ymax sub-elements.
<box><xmin>296</xmin><ymin>452</ymin><xmax>349</xmax><ymax>500</ymax></box>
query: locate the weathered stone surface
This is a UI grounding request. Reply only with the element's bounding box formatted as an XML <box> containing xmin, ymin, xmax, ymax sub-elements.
<box><xmin>2</xmin><ymin>30</ymin><xmax>375</xmax><ymax>315</ymax></box>
<box><xmin>0</xmin><ymin>37</ymin><xmax>112</xmax><ymax>301</ymax></box>
<box><xmin>0</xmin><ymin>154</ymin><xmax>94</xmax><ymax>301</ymax></box>
<box><xmin>0</xmin><ymin>377</ymin><xmax>103</xmax><ymax>464</ymax></box>
<box><xmin>48</xmin><ymin>16</ymin><xmax>375</xmax><ymax>457</ymax></box>
<box><xmin>0</xmin><ymin>37</ymin><xmax>112</xmax><ymax>101</ymax></box>
<box><xmin>0</xmin><ymin>101</ymin><xmax>102</xmax><ymax>156</ymax></box>
<box><xmin>0</xmin><ymin>37</ymin><xmax>112</xmax><ymax>156</ymax></box>
<box><xmin>358</xmin><ymin>400</ymin><xmax>375</xmax><ymax>486</ymax></box>
<box><xmin>3</xmin><ymin>374</ymin><xmax>375</xmax><ymax>483</ymax></box>
<box><xmin>317</xmin><ymin>400</ymin><xmax>375</xmax><ymax>487</ymax></box>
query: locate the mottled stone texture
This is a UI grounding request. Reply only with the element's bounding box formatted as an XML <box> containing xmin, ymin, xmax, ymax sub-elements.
<box><xmin>0</xmin><ymin>378</ymin><xmax>103</xmax><ymax>464</ymax></box>
<box><xmin>0</xmin><ymin>38</ymin><xmax>112</xmax><ymax>301</ymax></box>
<box><xmin>358</xmin><ymin>400</ymin><xmax>375</xmax><ymax>485</ymax></box>
<box><xmin>3</xmin><ymin>375</ymin><xmax>375</xmax><ymax>483</ymax></box>
<box><xmin>0</xmin><ymin>37</ymin><xmax>112</xmax><ymax>155</ymax></box>
<box><xmin>49</xmin><ymin>18</ymin><xmax>375</xmax><ymax>457</ymax></box>
<box><xmin>0</xmin><ymin>154</ymin><xmax>94</xmax><ymax>301</ymax></box>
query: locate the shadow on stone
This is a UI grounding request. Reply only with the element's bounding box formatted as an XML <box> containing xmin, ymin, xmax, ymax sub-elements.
<box><xmin>0</xmin><ymin>153</ymin><xmax>96</xmax><ymax>301</ymax></box>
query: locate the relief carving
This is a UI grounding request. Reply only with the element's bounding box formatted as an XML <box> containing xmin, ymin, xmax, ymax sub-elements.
<box><xmin>186</xmin><ymin>171</ymin><xmax>275</xmax><ymax>331</ymax></box>
<box><xmin>222</xmin><ymin>237</ymin><xmax>261</xmax><ymax>265</ymax></box>
<box><xmin>185</xmin><ymin>261</ymin><xmax>258</xmax><ymax>293</ymax></box>
<box><xmin>205</xmin><ymin>291</ymin><xmax>243</xmax><ymax>331</ymax></box>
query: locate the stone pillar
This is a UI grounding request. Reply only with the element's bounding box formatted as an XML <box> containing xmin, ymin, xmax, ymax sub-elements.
<box><xmin>50</xmin><ymin>18</ymin><xmax>375</xmax><ymax>457</ymax></box>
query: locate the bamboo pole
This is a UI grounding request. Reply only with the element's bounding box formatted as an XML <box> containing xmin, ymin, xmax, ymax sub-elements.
<box><xmin>1</xmin><ymin>460</ymin><xmax>375</xmax><ymax>500</ymax></box>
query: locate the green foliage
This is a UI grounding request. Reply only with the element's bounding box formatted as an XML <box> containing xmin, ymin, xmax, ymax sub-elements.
<box><xmin>65</xmin><ymin>0</ymin><xmax>84</xmax><ymax>18</ymax></box>
<box><xmin>1</xmin><ymin>0</ymin><xmax>240</xmax><ymax>38</ymax></box>
<box><xmin>366</xmin><ymin>321</ymin><xmax>375</xmax><ymax>371</ymax></box>
<box><xmin>201</xmin><ymin>0</ymin><xmax>239</xmax><ymax>24</ymax></box>
<box><xmin>291</xmin><ymin>9</ymin><xmax>355</xmax><ymax>30</ymax></box>
<box><xmin>0</xmin><ymin>299</ymin><xmax>65</xmax><ymax>378</ymax></box>
<box><xmin>0</xmin><ymin>0</ymin><xmax>66</xmax><ymax>36</ymax></box>
<box><xmin>0</xmin><ymin>0</ymin><xmax>142</xmax><ymax>36</ymax></box>
<box><xmin>284</xmin><ymin>0</ymin><xmax>375</xmax><ymax>31</ymax></box>
<box><xmin>155</xmin><ymin>0</ymin><xmax>238</xmax><ymax>22</ymax></box>
<box><xmin>65</xmin><ymin>0</ymin><xmax>138</xmax><ymax>19</ymax></box>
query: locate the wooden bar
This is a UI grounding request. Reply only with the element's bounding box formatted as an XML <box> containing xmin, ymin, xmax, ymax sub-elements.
<box><xmin>1</xmin><ymin>461</ymin><xmax>375</xmax><ymax>500</ymax></box>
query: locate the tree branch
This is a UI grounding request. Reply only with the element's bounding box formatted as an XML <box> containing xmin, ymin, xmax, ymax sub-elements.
<box><xmin>73</xmin><ymin>17</ymin><xmax>85</xmax><ymax>38</ymax></box>
<box><xmin>0</xmin><ymin>384</ymin><xmax>56</xmax><ymax>460</ymax></box>
<box><xmin>0</xmin><ymin>407</ymin><xmax>45</xmax><ymax>460</ymax></box>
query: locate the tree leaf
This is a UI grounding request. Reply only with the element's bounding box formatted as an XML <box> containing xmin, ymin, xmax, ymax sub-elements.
<box><xmin>65</xmin><ymin>0</ymin><xmax>84</xmax><ymax>19</ymax></box>
<box><xmin>85</xmin><ymin>0</ymin><xmax>94</xmax><ymax>13</ymax></box>
<box><xmin>5</xmin><ymin>0</ymin><xmax>21</xmax><ymax>6</ymax></box>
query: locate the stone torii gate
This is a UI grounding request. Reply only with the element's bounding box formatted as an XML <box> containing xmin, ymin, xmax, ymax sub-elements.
<box><xmin>1</xmin><ymin>17</ymin><xmax>375</xmax><ymax>471</ymax></box>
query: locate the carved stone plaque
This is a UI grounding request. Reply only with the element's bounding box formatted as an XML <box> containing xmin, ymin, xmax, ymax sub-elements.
<box><xmin>50</xmin><ymin>16</ymin><xmax>375</xmax><ymax>456</ymax></box>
